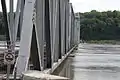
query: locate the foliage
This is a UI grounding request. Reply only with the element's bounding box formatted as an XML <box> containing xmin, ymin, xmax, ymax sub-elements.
<box><xmin>79</xmin><ymin>10</ymin><xmax>120</xmax><ymax>41</ymax></box>
<box><xmin>0</xmin><ymin>12</ymin><xmax>5</xmax><ymax>35</ymax></box>
<box><xmin>0</xmin><ymin>12</ymin><xmax>20</xmax><ymax>41</ymax></box>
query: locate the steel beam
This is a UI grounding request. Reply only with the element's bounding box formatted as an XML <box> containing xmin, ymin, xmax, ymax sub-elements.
<box><xmin>15</xmin><ymin>0</ymin><xmax>36</xmax><ymax>75</ymax></box>
<box><xmin>49</xmin><ymin>0</ymin><xmax>54</xmax><ymax>66</ymax></box>
<box><xmin>60</xmin><ymin>0</ymin><xmax>65</xmax><ymax>56</ymax></box>
<box><xmin>65</xmin><ymin>0</ymin><xmax>69</xmax><ymax>52</ymax></box>
<box><xmin>55</xmin><ymin>0</ymin><xmax>60</xmax><ymax>61</ymax></box>
<box><xmin>9</xmin><ymin>0</ymin><xmax>14</xmax><ymax>42</ymax></box>
<box><xmin>45</xmin><ymin>0</ymin><xmax>52</xmax><ymax>68</ymax></box>
<box><xmin>64</xmin><ymin>0</ymin><xmax>67</xmax><ymax>54</ymax></box>
<box><xmin>68</xmin><ymin>4</ymin><xmax>72</xmax><ymax>49</ymax></box>
<box><xmin>36</xmin><ymin>0</ymin><xmax>45</xmax><ymax>70</ymax></box>
<box><xmin>52</xmin><ymin>0</ymin><xmax>59</xmax><ymax>62</ymax></box>
<box><xmin>14</xmin><ymin>0</ymin><xmax>22</xmax><ymax>42</ymax></box>
<box><xmin>58</xmin><ymin>0</ymin><xmax>62</xmax><ymax>59</ymax></box>
<box><xmin>19</xmin><ymin>0</ymin><xmax>25</xmax><ymax>37</ymax></box>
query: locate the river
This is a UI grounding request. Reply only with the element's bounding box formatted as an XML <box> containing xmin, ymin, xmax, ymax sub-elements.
<box><xmin>53</xmin><ymin>43</ymin><xmax>120</xmax><ymax>80</ymax></box>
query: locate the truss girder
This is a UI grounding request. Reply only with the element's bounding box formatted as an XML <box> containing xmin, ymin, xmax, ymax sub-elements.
<box><xmin>1</xmin><ymin>0</ymin><xmax>80</xmax><ymax>75</ymax></box>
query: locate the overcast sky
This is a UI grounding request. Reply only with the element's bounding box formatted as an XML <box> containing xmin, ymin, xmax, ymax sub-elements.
<box><xmin>0</xmin><ymin>0</ymin><xmax>120</xmax><ymax>13</ymax></box>
<box><xmin>70</xmin><ymin>0</ymin><xmax>120</xmax><ymax>13</ymax></box>
<box><xmin>0</xmin><ymin>0</ymin><xmax>17</xmax><ymax>12</ymax></box>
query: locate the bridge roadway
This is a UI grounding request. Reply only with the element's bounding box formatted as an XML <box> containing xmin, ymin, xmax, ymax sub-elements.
<box><xmin>0</xmin><ymin>0</ymin><xmax>80</xmax><ymax>79</ymax></box>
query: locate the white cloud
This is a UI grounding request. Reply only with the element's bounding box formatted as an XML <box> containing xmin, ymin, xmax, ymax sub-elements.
<box><xmin>70</xmin><ymin>0</ymin><xmax>120</xmax><ymax>13</ymax></box>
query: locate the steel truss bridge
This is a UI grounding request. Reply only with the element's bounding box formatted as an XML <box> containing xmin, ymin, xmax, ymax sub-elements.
<box><xmin>0</xmin><ymin>0</ymin><xmax>80</xmax><ymax>79</ymax></box>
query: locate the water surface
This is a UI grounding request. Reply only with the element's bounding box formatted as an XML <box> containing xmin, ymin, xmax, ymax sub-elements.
<box><xmin>53</xmin><ymin>43</ymin><xmax>120</xmax><ymax>80</ymax></box>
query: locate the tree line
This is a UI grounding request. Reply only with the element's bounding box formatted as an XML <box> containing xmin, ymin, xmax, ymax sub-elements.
<box><xmin>80</xmin><ymin>10</ymin><xmax>120</xmax><ymax>40</ymax></box>
<box><xmin>0</xmin><ymin>11</ymin><xmax>120</xmax><ymax>41</ymax></box>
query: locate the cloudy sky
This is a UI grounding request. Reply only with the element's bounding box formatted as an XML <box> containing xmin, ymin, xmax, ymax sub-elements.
<box><xmin>0</xmin><ymin>0</ymin><xmax>17</xmax><ymax>12</ymax></box>
<box><xmin>0</xmin><ymin>0</ymin><xmax>120</xmax><ymax>13</ymax></box>
<box><xmin>70</xmin><ymin>0</ymin><xmax>120</xmax><ymax>13</ymax></box>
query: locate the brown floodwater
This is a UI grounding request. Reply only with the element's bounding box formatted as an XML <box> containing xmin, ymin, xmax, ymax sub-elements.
<box><xmin>53</xmin><ymin>43</ymin><xmax>120</xmax><ymax>80</ymax></box>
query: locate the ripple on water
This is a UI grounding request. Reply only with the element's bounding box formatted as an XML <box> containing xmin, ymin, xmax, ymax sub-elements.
<box><xmin>72</xmin><ymin>44</ymin><xmax>120</xmax><ymax>80</ymax></box>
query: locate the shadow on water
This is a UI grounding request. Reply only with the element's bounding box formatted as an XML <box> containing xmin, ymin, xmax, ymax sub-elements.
<box><xmin>52</xmin><ymin>57</ymin><xmax>74</xmax><ymax>80</ymax></box>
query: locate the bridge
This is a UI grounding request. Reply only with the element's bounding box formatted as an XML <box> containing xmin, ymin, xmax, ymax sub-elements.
<box><xmin>0</xmin><ymin>0</ymin><xmax>80</xmax><ymax>79</ymax></box>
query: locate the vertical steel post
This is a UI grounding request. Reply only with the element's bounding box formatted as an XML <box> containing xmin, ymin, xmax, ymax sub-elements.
<box><xmin>49</xmin><ymin>0</ymin><xmax>54</xmax><ymax>66</ymax></box>
<box><xmin>45</xmin><ymin>0</ymin><xmax>52</xmax><ymax>68</ymax></box>
<box><xmin>58</xmin><ymin>0</ymin><xmax>61</xmax><ymax>59</ymax></box>
<box><xmin>53</xmin><ymin>0</ymin><xmax>59</xmax><ymax>62</ymax></box>
<box><xmin>19</xmin><ymin>0</ymin><xmax>25</xmax><ymax>37</ymax></box>
<box><xmin>14</xmin><ymin>67</ymin><xmax>17</xmax><ymax>80</ymax></box>
<box><xmin>52</xmin><ymin>0</ymin><xmax>57</xmax><ymax>62</ymax></box>
<box><xmin>10</xmin><ymin>0</ymin><xmax>13</xmax><ymax>13</ymax></box>
<box><xmin>64</xmin><ymin>0</ymin><xmax>67</xmax><ymax>54</ymax></box>
<box><xmin>14</xmin><ymin>0</ymin><xmax>22</xmax><ymax>41</ymax></box>
<box><xmin>36</xmin><ymin>0</ymin><xmax>45</xmax><ymax>70</ymax></box>
<box><xmin>6</xmin><ymin>64</ymin><xmax>11</xmax><ymax>80</ymax></box>
<box><xmin>9</xmin><ymin>0</ymin><xmax>14</xmax><ymax>42</ymax></box>
<box><xmin>55</xmin><ymin>0</ymin><xmax>60</xmax><ymax>61</ymax></box>
<box><xmin>60</xmin><ymin>0</ymin><xmax>65</xmax><ymax>56</ymax></box>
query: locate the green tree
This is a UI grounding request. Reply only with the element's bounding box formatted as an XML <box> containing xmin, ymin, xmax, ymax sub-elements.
<box><xmin>79</xmin><ymin>10</ymin><xmax>120</xmax><ymax>40</ymax></box>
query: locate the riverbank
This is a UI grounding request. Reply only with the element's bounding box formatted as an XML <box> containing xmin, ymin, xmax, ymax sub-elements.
<box><xmin>86</xmin><ymin>40</ymin><xmax>120</xmax><ymax>44</ymax></box>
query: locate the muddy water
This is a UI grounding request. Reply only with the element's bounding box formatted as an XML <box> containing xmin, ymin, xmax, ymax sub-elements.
<box><xmin>53</xmin><ymin>43</ymin><xmax>120</xmax><ymax>80</ymax></box>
